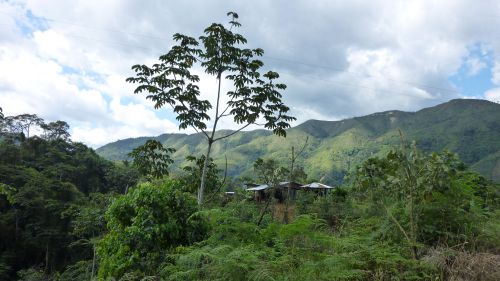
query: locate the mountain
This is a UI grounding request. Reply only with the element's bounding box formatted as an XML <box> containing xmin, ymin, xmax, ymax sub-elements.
<box><xmin>96</xmin><ymin>99</ymin><xmax>500</xmax><ymax>183</ymax></box>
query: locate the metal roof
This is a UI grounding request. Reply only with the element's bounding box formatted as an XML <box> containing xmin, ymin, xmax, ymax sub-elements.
<box><xmin>246</xmin><ymin>184</ymin><xmax>269</xmax><ymax>191</ymax></box>
<box><xmin>245</xmin><ymin>182</ymin><xmax>305</xmax><ymax>191</ymax></box>
<box><xmin>301</xmin><ymin>182</ymin><xmax>335</xmax><ymax>189</ymax></box>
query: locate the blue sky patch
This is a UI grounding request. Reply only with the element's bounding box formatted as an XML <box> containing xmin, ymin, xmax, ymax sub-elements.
<box><xmin>16</xmin><ymin>10</ymin><xmax>48</xmax><ymax>37</ymax></box>
<box><xmin>60</xmin><ymin>65</ymin><xmax>107</xmax><ymax>93</ymax></box>
<box><xmin>154</xmin><ymin>109</ymin><xmax>179</xmax><ymax>124</ymax></box>
<box><xmin>449</xmin><ymin>44</ymin><xmax>494</xmax><ymax>98</ymax></box>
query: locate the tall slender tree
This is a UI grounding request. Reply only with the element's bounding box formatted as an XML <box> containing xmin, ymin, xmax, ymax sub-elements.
<box><xmin>0</xmin><ymin>107</ymin><xmax>5</xmax><ymax>135</ymax></box>
<box><xmin>127</xmin><ymin>12</ymin><xmax>295</xmax><ymax>205</ymax></box>
<box><xmin>41</xmin><ymin>120</ymin><xmax>71</xmax><ymax>141</ymax></box>
<box><xmin>10</xmin><ymin>114</ymin><xmax>44</xmax><ymax>138</ymax></box>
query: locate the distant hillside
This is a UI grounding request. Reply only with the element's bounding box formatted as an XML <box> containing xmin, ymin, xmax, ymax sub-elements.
<box><xmin>97</xmin><ymin>99</ymin><xmax>500</xmax><ymax>183</ymax></box>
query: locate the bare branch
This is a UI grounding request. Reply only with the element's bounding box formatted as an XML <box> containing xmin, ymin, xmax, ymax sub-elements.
<box><xmin>213</xmin><ymin>123</ymin><xmax>252</xmax><ymax>142</ymax></box>
<box><xmin>206</xmin><ymin>154</ymin><xmax>228</xmax><ymax>202</ymax></box>
<box><xmin>200</xmin><ymin>129</ymin><xmax>210</xmax><ymax>139</ymax></box>
<box><xmin>295</xmin><ymin>136</ymin><xmax>309</xmax><ymax>160</ymax></box>
<box><xmin>218</xmin><ymin>96</ymin><xmax>235</xmax><ymax>119</ymax></box>
<box><xmin>383</xmin><ymin>203</ymin><xmax>416</xmax><ymax>260</ymax></box>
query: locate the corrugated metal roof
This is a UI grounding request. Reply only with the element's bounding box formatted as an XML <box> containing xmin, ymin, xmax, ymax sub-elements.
<box><xmin>245</xmin><ymin>182</ymin><xmax>305</xmax><ymax>191</ymax></box>
<box><xmin>277</xmin><ymin>181</ymin><xmax>303</xmax><ymax>187</ymax></box>
<box><xmin>301</xmin><ymin>182</ymin><xmax>335</xmax><ymax>189</ymax></box>
<box><xmin>246</xmin><ymin>184</ymin><xmax>269</xmax><ymax>191</ymax></box>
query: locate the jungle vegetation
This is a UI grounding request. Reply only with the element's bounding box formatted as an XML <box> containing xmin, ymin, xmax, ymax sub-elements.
<box><xmin>1</xmin><ymin>108</ymin><xmax>499</xmax><ymax>280</ymax></box>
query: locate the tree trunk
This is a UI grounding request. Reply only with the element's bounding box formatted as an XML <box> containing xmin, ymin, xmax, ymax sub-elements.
<box><xmin>283</xmin><ymin>146</ymin><xmax>295</xmax><ymax>224</ymax></box>
<box><xmin>198</xmin><ymin>141</ymin><xmax>213</xmax><ymax>205</ymax></box>
<box><xmin>45</xmin><ymin>242</ymin><xmax>49</xmax><ymax>272</ymax></box>
<box><xmin>91</xmin><ymin>245</ymin><xmax>96</xmax><ymax>280</ymax></box>
<box><xmin>283</xmin><ymin>185</ymin><xmax>292</xmax><ymax>224</ymax></box>
<box><xmin>14</xmin><ymin>208</ymin><xmax>18</xmax><ymax>242</ymax></box>
<box><xmin>257</xmin><ymin>195</ymin><xmax>272</xmax><ymax>226</ymax></box>
<box><xmin>383</xmin><ymin>204</ymin><xmax>417</xmax><ymax>260</ymax></box>
<box><xmin>409</xmin><ymin>182</ymin><xmax>418</xmax><ymax>259</ymax></box>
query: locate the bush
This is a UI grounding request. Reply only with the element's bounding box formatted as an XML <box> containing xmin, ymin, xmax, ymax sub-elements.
<box><xmin>97</xmin><ymin>180</ymin><xmax>208</xmax><ymax>280</ymax></box>
<box><xmin>353</xmin><ymin>148</ymin><xmax>498</xmax><ymax>253</ymax></box>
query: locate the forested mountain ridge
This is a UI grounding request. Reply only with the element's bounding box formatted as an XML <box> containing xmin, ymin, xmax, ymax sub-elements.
<box><xmin>97</xmin><ymin>99</ymin><xmax>500</xmax><ymax>183</ymax></box>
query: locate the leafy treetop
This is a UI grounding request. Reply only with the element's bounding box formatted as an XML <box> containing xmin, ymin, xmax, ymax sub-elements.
<box><xmin>128</xmin><ymin>140</ymin><xmax>175</xmax><ymax>179</ymax></box>
<box><xmin>126</xmin><ymin>12</ymin><xmax>295</xmax><ymax>205</ymax></box>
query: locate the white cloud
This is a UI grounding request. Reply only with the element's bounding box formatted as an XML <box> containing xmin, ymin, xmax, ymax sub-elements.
<box><xmin>493</xmin><ymin>61</ymin><xmax>500</xmax><ymax>85</ymax></box>
<box><xmin>0</xmin><ymin>47</ymin><xmax>108</xmax><ymax>121</ymax></box>
<box><xmin>484</xmin><ymin>88</ymin><xmax>500</xmax><ymax>103</ymax></box>
<box><xmin>70</xmin><ymin>97</ymin><xmax>181</xmax><ymax>147</ymax></box>
<box><xmin>70</xmin><ymin>99</ymin><xmax>180</xmax><ymax>147</ymax></box>
<box><xmin>1</xmin><ymin>0</ymin><xmax>499</xmax><ymax>148</ymax></box>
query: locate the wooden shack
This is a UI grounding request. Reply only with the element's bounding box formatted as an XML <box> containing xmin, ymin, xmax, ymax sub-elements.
<box><xmin>246</xmin><ymin>184</ymin><xmax>269</xmax><ymax>202</ymax></box>
<box><xmin>246</xmin><ymin>181</ymin><xmax>304</xmax><ymax>202</ymax></box>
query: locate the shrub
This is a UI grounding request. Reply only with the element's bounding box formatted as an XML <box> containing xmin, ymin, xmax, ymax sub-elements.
<box><xmin>97</xmin><ymin>180</ymin><xmax>207</xmax><ymax>279</ymax></box>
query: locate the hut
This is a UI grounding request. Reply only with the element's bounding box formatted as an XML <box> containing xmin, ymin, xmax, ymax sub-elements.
<box><xmin>246</xmin><ymin>184</ymin><xmax>269</xmax><ymax>202</ymax></box>
<box><xmin>246</xmin><ymin>181</ymin><xmax>303</xmax><ymax>202</ymax></box>
<box><xmin>300</xmin><ymin>182</ymin><xmax>335</xmax><ymax>195</ymax></box>
<box><xmin>276</xmin><ymin>181</ymin><xmax>304</xmax><ymax>200</ymax></box>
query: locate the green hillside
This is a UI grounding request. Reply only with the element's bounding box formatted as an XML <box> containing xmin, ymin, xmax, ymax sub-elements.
<box><xmin>96</xmin><ymin>99</ymin><xmax>500</xmax><ymax>183</ymax></box>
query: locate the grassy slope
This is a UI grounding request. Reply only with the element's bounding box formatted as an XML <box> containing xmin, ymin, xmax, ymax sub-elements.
<box><xmin>96</xmin><ymin>99</ymin><xmax>500</xmax><ymax>183</ymax></box>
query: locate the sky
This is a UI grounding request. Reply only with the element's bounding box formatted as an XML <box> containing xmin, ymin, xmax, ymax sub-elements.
<box><xmin>1</xmin><ymin>0</ymin><xmax>500</xmax><ymax>148</ymax></box>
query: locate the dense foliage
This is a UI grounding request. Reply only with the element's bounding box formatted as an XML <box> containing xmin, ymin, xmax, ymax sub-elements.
<box><xmin>128</xmin><ymin>140</ymin><xmax>175</xmax><ymax>179</ymax></box>
<box><xmin>352</xmin><ymin>145</ymin><xmax>499</xmax><ymax>258</ymax></box>
<box><xmin>98</xmin><ymin>180</ymin><xmax>207</xmax><ymax>279</ymax></box>
<box><xmin>0</xmin><ymin>112</ymin><xmax>139</xmax><ymax>280</ymax></box>
<box><xmin>92</xmin><ymin>146</ymin><xmax>499</xmax><ymax>280</ymax></box>
<box><xmin>1</xmin><ymin>105</ymin><xmax>499</xmax><ymax>280</ymax></box>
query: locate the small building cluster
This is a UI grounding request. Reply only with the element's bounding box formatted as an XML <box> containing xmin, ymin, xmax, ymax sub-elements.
<box><xmin>245</xmin><ymin>181</ymin><xmax>335</xmax><ymax>202</ymax></box>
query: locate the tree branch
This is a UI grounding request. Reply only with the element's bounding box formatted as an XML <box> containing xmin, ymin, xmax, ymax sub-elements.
<box><xmin>167</xmin><ymin>102</ymin><xmax>210</xmax><ymax>139</ymax></box>
<box><xmin>206</xmin><ymin>155</ymin><xmax>228</xmax><ymax>202</ymax></box>
<box><xmin>383</xmin><ymin>203</ymin><xmax>417</xmax><ymax>259</ymax></box>
<box><xmin>213</xmin><ymin>123</ymin><xmax>252</xmax><ymax>142</ymax></box>
<box><xmin>200</xmin><ymin>128</ymin><xmax>210</xmax><ymax>139</ymax></box>
<box><xmin>295</xmin><ymin>136</ymin><xmax>309</xmax><ymax>160</ymax></box>
<box><xmin>218</xmin><ymin>97</ymin><xmax>235</xmax><ymax>119</ymax></box>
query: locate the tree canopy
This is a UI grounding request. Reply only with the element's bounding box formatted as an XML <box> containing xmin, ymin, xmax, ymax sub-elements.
<box><xmin>127</xmin><ymin>12</ymin><xmax>295</xmax><ymax>205</ymax></box>
<box><xmin>128</xmin><ymin>139</ymin><xmax>175</xmax><ymax>179</ymax></box>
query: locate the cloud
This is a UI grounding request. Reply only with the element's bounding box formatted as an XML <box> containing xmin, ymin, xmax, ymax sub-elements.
<box><xmin>0</xmin><ymin>46</ymin><xmax>108</xmax><ymax>122</ymax></box>
<box><xmin>484</xmin><ymin>88</ymin><xmax>500</xmax><ymax>102</ymax></box>
<box><xmin>493</xmin><ymin>61</ymin><xmax>500</xmax><ymax>85</ymax></box>
<box><xmin>1</xmin><ymin>0</ymin><xmax>499</xmax><ymax>147</ymax></box>
<box><xmin>466</xmin><ymin>57</ymin><xmax>487</xmax><ymax>76</ymax></box>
